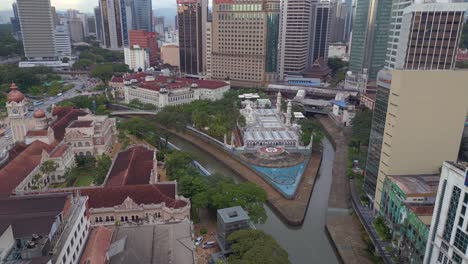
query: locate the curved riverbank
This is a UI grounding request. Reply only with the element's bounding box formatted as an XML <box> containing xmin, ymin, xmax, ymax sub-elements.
<box><xmin>156</xmin><ymin>125</ymin><xmax>322</xmax><ymax>226</ymax></box>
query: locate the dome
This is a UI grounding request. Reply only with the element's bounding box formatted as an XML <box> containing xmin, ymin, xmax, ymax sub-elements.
<box><xmin>33</xmin><ymin>108</ymin><xmax>46</xmax><ymax>118</ymax></box>
<box><xmin>7</xmin><ymin>83</ymin><xmax>25</xmax><ymax>103</ymax></box>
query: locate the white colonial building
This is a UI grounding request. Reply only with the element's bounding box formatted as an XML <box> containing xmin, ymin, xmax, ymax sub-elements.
<box><xmin>115</xmin><ymin>73</ymin><xmax>230</xmax><ymax>108</ymax></box>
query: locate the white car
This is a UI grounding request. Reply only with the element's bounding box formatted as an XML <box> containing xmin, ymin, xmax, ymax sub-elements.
<box><xmin>195</xmin><ymin>236</ymin><xmax>203</xmax><ymax>246</ymax></box>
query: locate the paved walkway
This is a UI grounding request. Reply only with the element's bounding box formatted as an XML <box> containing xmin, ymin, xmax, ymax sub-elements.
<box><xmin>317</xmin><ymin>116</ymin><xmax>373</xmax><ymax>264</ymax></box>
<box><xmin>158</xmin><ymin>126</ymin><xmax>321</xmax><ymax>226</ymax></box>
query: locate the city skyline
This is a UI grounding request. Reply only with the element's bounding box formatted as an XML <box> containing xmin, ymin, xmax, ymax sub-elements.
<box><xmin>0</xmin><ymin>0</ymin><xmax>175</xmax><ymax>13</ymax></box>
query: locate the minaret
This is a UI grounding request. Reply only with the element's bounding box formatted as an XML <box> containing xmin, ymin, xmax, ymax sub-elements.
<box><xmin>6</xmin><ymin>83</ymin><xmax>27</xmax><ymax>143</ymax></box>
<box><xmin>286</xmin><ymin>100</ymin><xmax>292</xmax><ymax>126</ymax></box>
<box><xmin>276</xmin><ymin>92</ymin><xmax>282</xmax><ymax>112</ymax></box>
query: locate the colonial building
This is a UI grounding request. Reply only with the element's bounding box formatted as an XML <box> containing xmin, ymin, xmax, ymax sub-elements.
<box><xmin>5</xmin><ymin>83</ymin><xmax>117</xmax><ymax>157</ymax></box>
<box><xmin>111</xmin><ymin>72</ymin><xmax>230</xmax><ymax>108</ymax></box>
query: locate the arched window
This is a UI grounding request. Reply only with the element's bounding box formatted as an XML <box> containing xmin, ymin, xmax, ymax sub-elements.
<box><xmin>86</xmin><ymin>151</ymin><xmax>91</xmax><ymax>156</ymax></box>
<box><xmin>106</xmin><ymin>216</ymin><xmax>110</xmax><ymax>221</ymax></box>
<box><xmin>85</xmin><ymin>142</ymin><xmax>90</xmax><ymax>147</ymax></box>
<box><xmin>98</xmin><ymin>217</ymin><xmax>102</xmax><ymax>222</ymax></box>
<box><xmin>95</xmin><ymin>217</ymin><xmax>99</xmax><ymax>223</ymax></box>
<box><xmin>124</xmin><ymin>216</ymin><xmax>128</xmax><ymax>221</ymax></box>
<box><xmin>78</xmin><ymin>142</ymin><xmax>83</xmax><ymax>147</ymax></box>
<box><xmin>121</xmin><ymin>216</ymin><xmax>124</xmax><ymax>221</ymax></box>
<box><xmin>110</xmin><ymin>216</ymin><xmax>114</xmax><ymax>221</ymax></box>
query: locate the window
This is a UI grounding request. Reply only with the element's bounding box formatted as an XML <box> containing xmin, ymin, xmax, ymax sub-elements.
<box><xmin>453</xmin><ymin>228</ymin><xmax>468</xmax><ymax>253</ymax></box>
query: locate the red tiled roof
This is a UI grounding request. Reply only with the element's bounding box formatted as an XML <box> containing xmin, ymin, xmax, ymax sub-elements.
<box><xmin>51</xmin><ymin>107</ymin><xmax>88</xmax><ymax>141</ymax></box>
<box><xmin>80</xmin><ymin>184</ymin><xmax>187</xmax><ymax>209</ymax></box>
<box><xmin>79</xmin><ymin>226</ymin><xmax>113</xmax><ymax>264</ymax></box>
<box><xmin>0</xmin><ymin>141</ymin><xmax>54</xmax><ymax>197</ymax></box>
<box><xmin>105</xmin><ymin>146</ymin><xmax>154</xmax><ymax>187</ymax></box>
<box><xmin>195</xmin><ymin>80</ymin><xmax>229</xmax><ymax>89</ymax></box>
<box><xmin>7</xmin><ymin>144</ymin><xmax>28</xmax><ymax>161</ymax></box>
<box><xmin>50</xmin><ymin>144</ymin><xmax>69</xmax><ymax>158</ymax></box>
<box><xmin>26</xmin><ymin>130</ymin><xmax>49</xmax><ymax>137</ymax></box>
<box><xmin>0</xmin><ymin>194</ymin><xmax>70</xmax><ymax>238</ymax></box>
<box><xmin>68</xmin><ymin>120</ymin><xmax>93</xmax><ymax>128</ymax></box>
<box><xmin>409</xmin><ymin>205</ymin><xmax>434</xmax><ymax>216</ymax></box>
<box><xmin>110</xmin><ymin>76</ymin><xmax>124</xmax><ymax>83</ymax></box>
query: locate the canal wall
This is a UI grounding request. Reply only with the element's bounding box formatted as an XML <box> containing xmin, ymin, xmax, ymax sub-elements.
<box><xmin>156</xmin><ymin>125</ymin><xmax>322</xmax><ymax>226</ymax></box>
<box><xmin>317</xmin><ymin>116</ymin><xmax>374</xmax><ymax>264</ymax></box>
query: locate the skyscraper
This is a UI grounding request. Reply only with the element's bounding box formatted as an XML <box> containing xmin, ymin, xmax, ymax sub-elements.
<box><xmin>387</xmin><ymin>3</ymin><xmax>467</xmax><ymax>70</ymax></box>
<box><xmin>69</xmin><ymin>17</ymin><xmax>85</xmax><ymax>43</ymax></box>
<box><xmin>154</xmin><ymin>16</ymin><xmax>165</xmax><ymax>37</ymax></box>
<box><xmin>177</xmin><ymin>0</ymin><xmax>207</xmax><ymax>75</ymax></box>
<box><xmin>348</xmin><ymin>0</ymin><xmax>393</xmax><ymax>79</ymax></box>
<box><xmin>94</xmin><ymin>6</ymin><xmax>103</xmax><ymax>42</ymax></box>
<box><xmin>10</xmin><ymin>3</ymin><xmax>21</xmax><ymax>40</ymax></box>
<box><xmin>17</xmin><ymin>0</ymin><xmax>56</xmax><ymax>60</ymax></box>
<box><xmin>277</xmin><ymin>0</ymin><xmax>313</xmax><ymax>78</ymax></box>
<box><xmin>212</xmin><ymin>0</ymin><xmax>279</xmax><ymax>85</ymax></box>
<box><xmin>99</xmin><ymin>0</ymin><xmax>123</xmax><ymax>49</ymax></box>
<box><xmin>133</xmin><ymin>0</ymin><xmax>153</xmax><ymax>31</ymax></box>
<box><xmin>311</xmin><ymin>0</ymin><xmax>334</xmax><ymax>62</ymax></box>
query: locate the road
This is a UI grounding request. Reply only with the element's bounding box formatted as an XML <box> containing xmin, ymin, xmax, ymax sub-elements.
<box><xmin>0</xmin><ymin>76</ymin><xmax>102</xmax><ymax>152</ymax></box>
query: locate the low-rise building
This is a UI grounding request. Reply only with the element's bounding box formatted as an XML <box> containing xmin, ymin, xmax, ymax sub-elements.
<box><xmin>0</xmin><ymin>193</ymin><xmax>89</xmax><ymax>264</ymax></box>
<box><xmin>329</xmin><ymin>100</ymin><xmax>356</xmax><ymax>127</ymax></box>
<box><xmin>380</xmin><ymin>174</ymin><xmax>439</xmax><ymax>262</ymax></box>
<box><xmin>424</xmin><ymin>162</ymin><xmax>468</xmax><ymax>264</ymax></box>
<box><xmin>216</xmin><ymin>206</ymin><xmax>251</xmax><ymax>253</ymax></box>
<box><xmin>360</xmin><ymin>92</ymin><xmax>376</xmax><ymax>111</ymax></box>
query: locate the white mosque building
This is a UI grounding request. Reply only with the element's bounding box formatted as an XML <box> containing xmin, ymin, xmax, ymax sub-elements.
<box><xmin>239</xmin><ymin>92</ymin><xmax>301</xmax><ymax>149</ymax></box>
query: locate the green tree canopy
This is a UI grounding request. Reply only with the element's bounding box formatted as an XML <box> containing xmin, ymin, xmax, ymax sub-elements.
<box><xmin>91</xmin><ymin>64</ymin><xmax>114</xmax><ymax>84</ymax></box>
<box><xmin>351</xmin><ymin>108</ymin><xmax>373</xmax><ymax>147</ymax></box>
<box><xmin>227</xmin><ymin>229</ymin><xmax>290</xmax><ymax>264</ymax></box>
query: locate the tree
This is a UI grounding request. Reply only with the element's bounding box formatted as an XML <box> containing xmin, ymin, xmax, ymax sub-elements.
<box><xmin>91</xmin><ymin>64</ymin><xmax>114</xmax><ymax>84</ymax></box>
<box><xmin>351</xmin><ymin>108</ymin><xmax>373</xmax><ymax>147</ymax></box>
<box><xmin>95</xmin><ymin>155</ymin><xmax>112</xmax><ymax>184</ymax></box>
<box><xmin>40</xmin><ymin>160</ymin><xmax>58</xmax><ymax>176</ymax></box>
<box><xmin>209</xmin><ymin>178</ymin><xmax>268</xmax><ymax>224</ymax></box>
<box><xmin>227</xmin><ymin>229</ymin><xmax>290</xmax><ymax>264</ymax></box>
<box><xmin>327</xmin><ymin>58</ymin><xmax>348</xmax><ymax>74</ymax></box>
<box><xmin>61</xmin><ymin>57</ymin><xmax>70</xmax><ymax>63</ymax></box>
<box><xmin>73</xmin><ymin>59</ymin><xmax>93</xmax><ymax>70</ymax></box>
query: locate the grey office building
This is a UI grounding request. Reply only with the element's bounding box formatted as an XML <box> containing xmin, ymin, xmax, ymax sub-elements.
<box><xmin>17</xmin><ymin>0</ymin><xmax>56</xmax><ymax>60</ymax></box>
<box><xmin>94</xmin><ymin>6</ymin><xmax>103</xmax><ymax>42</ymax></box>
<box><xmin>216</xmin><ymin>206</ymin><xmax>251</xmax><ymax>252</ymax></box>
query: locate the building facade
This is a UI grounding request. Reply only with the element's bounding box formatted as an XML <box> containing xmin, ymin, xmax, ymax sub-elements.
<box><xmin>161</xmin><ymin>44</ymin><xmax>180</xmax><ymax>67</ymax></box>
<box><xmin>94</xmin><ymin>6</ymin><xmax>103</xmax><ymax>42</ymax></box>
<box><xmin>99</xmin><ymin>0</ymin><xmax>123</xmax><ymax>49</ymax></box>
<box><xmin>69</xmin><ymin>17</ymin><xmax>85</xmax><ymax>43</ymax></box>
<box><xmin>372</xmin><ymin>70</ymin><xmax>468</xmax><ymax>211</ymax></box>
<box><xmin>177</xmin><ymin>0</ymin><xmax>207</xmax><ymax>76</ymax></box>
<box><xmin>311</xmin><ymin>0</ymin><xmax>334</xmax><ymax>62</ymax></box>
<box><xmin>424</xmin><ymin>162</ymin><xmax>468</xmax><ymax>264</ymax></box>
<box><xmin>129</xmin><ymin>30</ymin><xmax>158</xmax><ymax>66</ymax></box>
<box><xmin>17</xmin><ymin>0</ymin><xmax>57</xmax><ymax>60</ymax></box>
<box><xmin>55</xmin><ymin>25</ymin><xmax>72</xmax><ymax>60</ymax></box>
<box><xmin>277</xmin><ymin>0</ymin><xmax>313</xmax><ymax>77</ymax></box>
<box><xmin>206</xmin><ymin>21</ymin><xmax>212</xmax><ymax>78</ymax></box>
<box><xmin>124</xmin><ymin>45</ymin><xmax>150</xmax><ymax>71</ymax></box>
<box><xmin>216</xmin><ymin>206</ymin><xmax>251</xmax><ymax>252</ymax></box>
<box><xmin>212</xmin><ymin>0</ymin><xmax>279</xmax><ymax>86</ymax></box>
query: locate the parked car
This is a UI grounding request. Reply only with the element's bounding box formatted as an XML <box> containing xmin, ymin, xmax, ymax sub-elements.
<box><xmin>195</xmin><ymin>236</ymin><xmax>203</xmax><ymax>246</ymax></box>
<box><xmin>202</xmin><ymin>241</ymin><xmax>216</xmax><ymax>249</ymax></box>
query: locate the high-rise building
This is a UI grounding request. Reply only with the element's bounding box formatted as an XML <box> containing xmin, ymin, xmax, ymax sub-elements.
<box><xmin>94</xmin><ymin>6</ymin><xmax>103</xmax><ymax>42</ymax></box>
<box><xmin>387</xmin><ymin>3</ymin><xmax>467</xmax><ymax>70</ymax></box>
<box><xmin>55</xmin><ymin>25</ymin><xmax>72</xmax><ymax>59</ymax></box>
<box><xmin>120</xmin><ymin>0</ymin><xmax>135</xmax><ymax>46</ymax></box>
<box><xmin>17</xmin><ymin>0</ymin><xmax>56</xmax><ymax>60</ymax></box>
<box><xmin>371</xmin><ymin>70</ymin><xmax>468</xmax><ymax>211</ymax></box>
<box><xmin>277</xmin><ymin>0</ymin><xmax>313</xmax><ymax>78</ymax></box>
<box><xmin>77</xmin><ymin>13</ymin><xmax>90</xmax><ymax>37</ymax></box>
<box><xmin>99</xmin><ymin>0</ymin><xmax>123</xmax><ymax>49</ymax></box>
<box><xmin>363</xmin><ymin>2</ymin><xmax>468</xmax><ymax>202</ymax></box>
<box><xmin>154</xmin><ymin>16</ymin><xmax>165</xmax><ymax>36</ymax></box>
<box><xmin>206</xmin><ymin>21</ymin><xmax>212</xmax><ymax>78</ymax></box>
<box><xmin>133</xmin><ymin>0</ymin><xmax>153</xmax><ymax>32</ymax></box>
<box><xmin>124</xmin><ymin>45</ymin><xmax>150</xmax><ymax>71</ymax></box>
<box><xmin>67</xmin><ymin>9</ymin><xmax>80</xmax><ymax>19</ymax></box>
<box><xmin>424</xmin><ymin>162</ymin><xmax>468</xmax><ymax>264</ymax></box>
<box><xmin>330</xmin><ymin>0</ymin><xmax>347</xmax><ymax>43</ymax></box>
<box><xmin>212</xmin><ymin>0</ymin><xmax>279</xmax><ymax>86</ymax></box>
<box><xmin>348</xmin><ymin>0</ymin><xmax>392</xmax><ymax>79</ymax></box>
<box><xmin>177</xmin><ymin>0</ymin><xmax>207</xmax><ymax>76</ymax></box>
<box><xmin>51</xmin><ymin>6</ymin><xmax>59</xmax><ymax>27</ymax></box>
<box><xmin>129</xmin><ymin>30</ymin><xmax>158</xmax><ymax>65</ymax></box>
<box><xmin>68</xmin><ymin>17</ymin><xmax>85</xmax><ymax>43</ymax></box>
<box><xmin>311</xmin><ymin>0</ymin><xmax>334</xmax><ymax>62</ymax></box>
<box><xmin>87</xmin><ymin>16</ymin><xmax>96</xmax><ymax>35</ymax></box>
<box><xmin>10</xmin><ymin>3</ymin><xmax>22</xmax><ymax>40</ymax></box>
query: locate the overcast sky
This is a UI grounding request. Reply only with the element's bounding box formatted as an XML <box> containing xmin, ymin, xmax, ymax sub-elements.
<box><xmin>0</xmin><ymin>0</ymin><xmax>176</xmax><ymax>13</ymax></box>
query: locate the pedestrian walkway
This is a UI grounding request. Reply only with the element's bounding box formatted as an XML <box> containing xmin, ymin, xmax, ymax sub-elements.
<box><xmin>318</xmin><ymin>116</ymin><xmax>373</xmax><ymax>264</ymax></box>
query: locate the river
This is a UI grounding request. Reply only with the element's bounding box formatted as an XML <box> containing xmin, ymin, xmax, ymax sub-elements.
<box><xmin>166</xmin><ymin>134</ymin><xmax>339</xmax><ymax>264</ymax></box>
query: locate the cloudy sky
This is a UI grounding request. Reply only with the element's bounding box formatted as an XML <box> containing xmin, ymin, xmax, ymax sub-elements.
<box><xmin>0</xmin><ymin>0</ymin><xmax>176</xmax><ymax>13</ymax></box>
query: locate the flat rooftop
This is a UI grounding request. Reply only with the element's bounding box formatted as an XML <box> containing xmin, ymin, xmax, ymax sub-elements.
<box><xmin>387</xmin><ymin>174</ymin><xmax>439</xmax><ymax>197</ymax></box>
<box><xmin>218</xmin><ymin>206</ymin><xmax>249</xmax><ymax>224</ymax></box>
<box><xmin>108</xmin><ymin>220</ymin><xmax>194</xmax><ymax>264</ymax></box>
